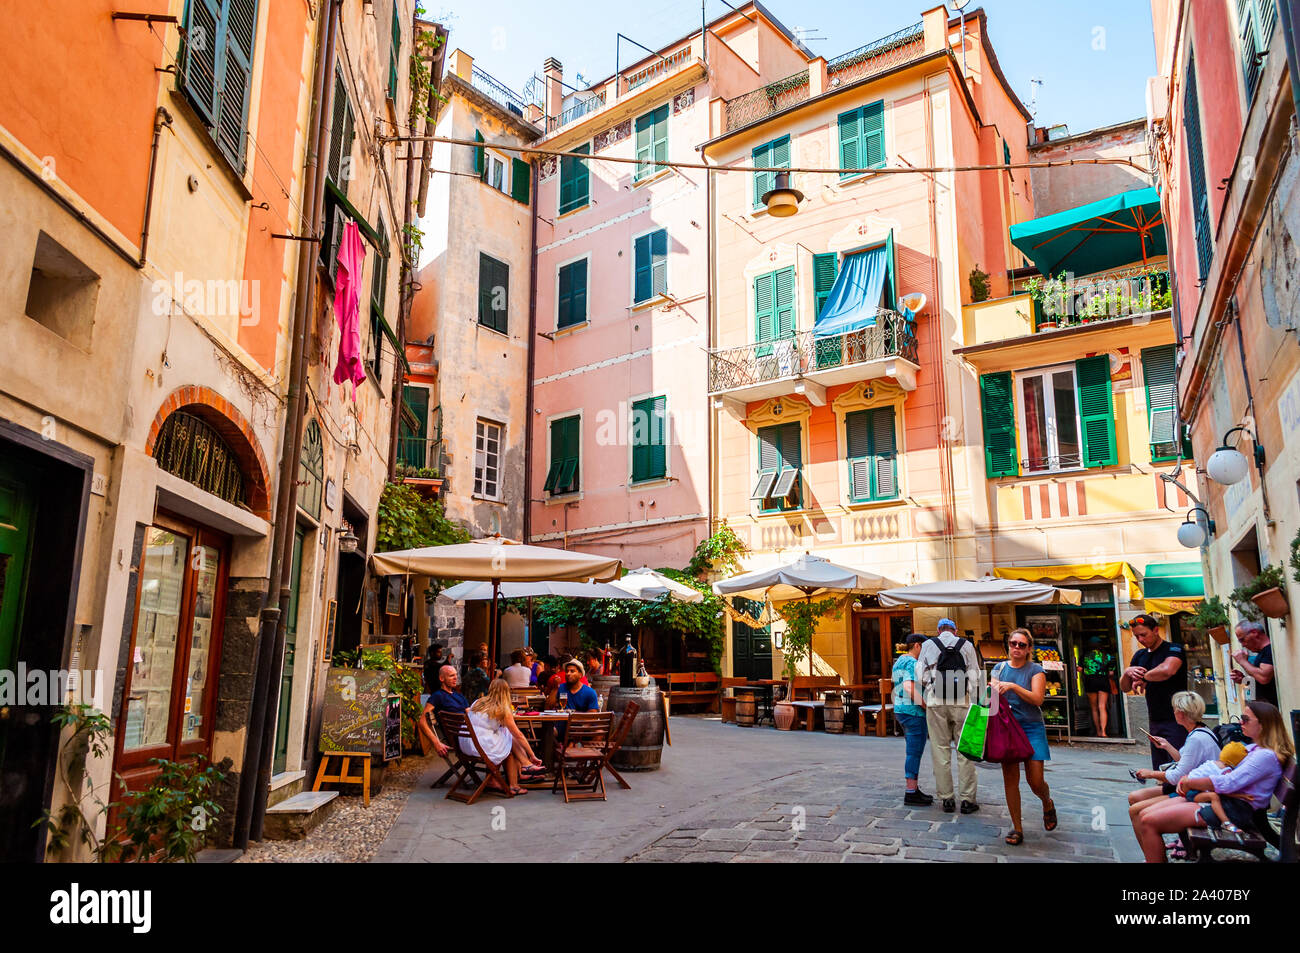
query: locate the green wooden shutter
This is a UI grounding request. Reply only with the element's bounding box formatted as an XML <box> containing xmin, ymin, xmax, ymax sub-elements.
<box><xmin>651</xmin><ymin>228</ymin><xmax>668</xmax><ymax>297</ymax></box>
<box><xmin>216</xmin><ymin>0</ymin><xmax>257</xmax><ymax>171</ymax></box>
<box><xmin>558</xmin><ymin>259</ymin><xmax>587</xmax><ymax>329</ymax></box>
<box><xmin>545</xmin><ymin>419</ymin><xmax>565</xmax><ymax>492</ymax></box>
<box><xmin>478</xmin><ymin>253</ymin><xmax>491</xmax><ymax>326</ymax></box>
<box><xmin>862</xmin><ymin>100</ymin><xmax>885</xmax><ymax>170</ymax></box>
<box><xmin>634</xmin><ymin>233</ymin><xmax>652</xmax><ymax>303</ymax></box>
<box><xmin>647</xmin><ymin>396</ymin><xmax>667</xmax><ymax>480</ymax></box>
<box><xmin>845</xmin><ymin>410</ymin><xmax>871</xmax><ymax>500</ymax></box>
<box><xmin>774</xmin><ymin>266</ymin><xmax>795</xmax><ymax>338</ymax></box>
<box><xmin>980</xmin><ymin>372</ymin><xmax>1019</xmax><ymax>478</ymax></box>
<box><xmin>652</xmin><ymin>104</ymin><xmax>669</xmax><ymax>168</ymax></box>
<box><xmin>511</xmin><ymin>157</ymin><xmax>530</xmax><ymax>204</ymax></box>
<box><xmin>560</xmin><ymin>144</ymin><xmax>589</xmax><ymax>213</ymax></box>
<box><xmin>474</xmin><ymin>129</ymin><xmax>486</xmax><ymax>179</ymax></box>
<box><xmin>754</xmin><ymin>272</ymin><xmax>775</xmax><ymax>355</ymax></box>
<box><xmin>183</xmin><ymin>0</ymin><xmax>222</xmax><ymax>126</ymax></box>
<box><xmin>871</xmin><ymin>406</ymin><xmax>897</xmax><ymax>499</ymax></box>
<box><xmin>1076</xmin><ymin>355</ymin><xmax>1117</xmax><ymax>468</ymax></box>
<box><xmin>479</xmin><ymin>254</ymin><xmax>507</xmax><ymax>332</ymax></box>
<box><xmin>838</xmin><ymin>107</ymin><xmax>861</xmax><ymax>176</ymax></box>
<box><xmin>780</xmin><ymin>422</ymin><xmax>802</xmax><ymax>470</ymax></box>
<box><xmin>388</xmin><ymin>0</ymin><xmax>401</xmax><ymax>99</ymax></box>
<box><xmin>563</xmin><ymin>416</ymin><xmax>580</xmax><ymax>492</ymax></box>
<box><xmin>327</xmin><ymin>70</ymin><xmax>348</xmax><ymax>185</ymax></box>
<box><xmin>494</xmin><ymin>257</ymin><xmax>509</xmax><ymax>332</ymax></box>
<box><xmin>557</xmin><ymin>261</ymin><xmax>573</xmax><ymax>328</ymax></box>
<box><xmin>634</xmin><ymin>110</ymin><xmax>654</xmax><ymax>180</ymax></box>
<box><xmin>758</xmin><ymin>426</ymin><xmax>782</xmax><ymax>472</ymax></box>
<box><xmin>813</xmin><ymin>253</ymin><xmax>839</xmax><ymax>318</ymax></box>
<box><xmin>883</xmin><ymin>229</ymin><xmax>897</xmax><ymax>310</ymax></box>
<box><xmin>631</xmin><ymin>396</ymin><xmax>667</xmax><ymax>482</ymax></box>
<box><xmin>752</xmin><ymin>141</ymin><xmax>772</xmax><ymax>208</ymax></box>
<box><xmin>1142</xmin><ymin>345</ymin><xmax>1179</xmax><ymax>460</ymax></box>
<box><xmin>1259</xmin><ymin>0</ymin><xmax>1278</xmax><ymax>40</ymax></box>
<box><xmin>1185</xmin><ymin>58</ymin><xmax>1213</xmax><ymax>279</ymax></box>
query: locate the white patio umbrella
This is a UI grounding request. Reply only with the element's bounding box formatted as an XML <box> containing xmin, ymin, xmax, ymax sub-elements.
<box><xmin>440</xmin><ymin>579</ymin><xmax>642</xmax><ymax>601</ymax></box>
<box><xmin>876</xmin><ymin>577</ymin><xmax>1082</xmax><ymax>607</ymax></box>
<box><xmin>371</xmin><ymin>537</ymin><xmax>621</xmax><ymax>665</ymax></box>
<box><xmin>712</xmin><ymin>554</ymin><xmax>893</xmax><ymax>674</ymax></box>
<box><xmin>607</xmin><ymin>567</ymin><xmax>704</xmax><ymax>604</ymax></box>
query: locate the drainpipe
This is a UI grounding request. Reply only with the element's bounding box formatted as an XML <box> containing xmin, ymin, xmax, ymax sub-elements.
<box><xmin>235</xmin><ymin>0</ymin><xmax>339</xmax><ymax>848</ymax></box>
<box><xmin>139</xmin><ymin>107</ymin><xmax>173</xmax><ymax>266</ymax></box>
<box><xmin>524</xmin><ymin>160</ymin><xmax>539</xmax><ymax>543</ymax></box>
<box><xmin>701</xmin><ymin>144</ymin><xmax>715</xmax><ymax>538</ymax></box>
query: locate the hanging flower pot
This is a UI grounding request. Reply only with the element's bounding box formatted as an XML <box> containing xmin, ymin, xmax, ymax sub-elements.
<box><xmin>1250</xmin><ymin>587</ymin><xmax>1289</xmax><ymax>619</ymax></box>
<box><xmin>1207</xmin><ymin>625</ymin><xmax>1230</xmax><ymax>646</ymax></box>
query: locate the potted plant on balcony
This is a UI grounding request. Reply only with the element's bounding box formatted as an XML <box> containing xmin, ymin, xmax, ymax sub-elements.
<box><xmin>395</xmin><ymin>462</ymin><xmax>443</xmax><ymax>497</ymax></box>
<box><xmin>1230</xmin><ymin>565</ymin><xmax>1289</xmax><ymax>621</ymax></box>
<box><xmin>968</xmin><ymin>266</ymin><xmax>990</xmax><ymax>303</ymax></box>
<box><xmin>1190</xmin><ymin>595</ymin><xmax>1231</xmax><ymax>646</ymax></box>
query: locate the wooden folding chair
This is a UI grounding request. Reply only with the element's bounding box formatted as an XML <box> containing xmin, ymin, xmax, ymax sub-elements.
<box><xmin>421</xmin><ymin>710</ymin><xmax>467</xmax><ymax>790</ymax></box>
<box><xmin>553</xmin><ymin>711</ymin><xmax>613</xmax><ymax>803</ymax></box>
<box><xmin>598</xmin><ymin>701</ymin><xmax>639</xmax><ymax>791</ymax></box>
<box><xmin>436</xmin><ymin>710</ymin><xmax>512</xmax><ymax>804</ymax></box>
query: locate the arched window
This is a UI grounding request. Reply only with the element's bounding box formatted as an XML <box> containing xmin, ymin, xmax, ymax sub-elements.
<box><xmin>152</xmin><ymin>411</ymin><xmax>247</xmax><ymax>507</ymax></box>
<box><xmin>298</xmin><ymin>419</ymin><xmax>324</xmax><ymax>519</ymax></box>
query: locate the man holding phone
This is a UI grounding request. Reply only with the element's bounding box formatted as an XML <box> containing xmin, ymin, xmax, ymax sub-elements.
<box><xmin>1119</xmin><ymin>614</ymin><xmax>1188</xmax><ymax>769</ymax></box>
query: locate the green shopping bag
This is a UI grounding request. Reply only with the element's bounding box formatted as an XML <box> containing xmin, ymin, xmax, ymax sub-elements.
<box><xmin>957</xmin><ymin>702</ymin><xmax>989</xmax><ymax>761</ymax></box>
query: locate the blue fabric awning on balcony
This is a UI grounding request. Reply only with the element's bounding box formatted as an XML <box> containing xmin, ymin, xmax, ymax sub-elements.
<box><xmin>813</xmin><ymin>241</ymin><xmax>889</xmax><ymax>338</ymax></box>
<box><xmin>1009</xmin><ymin>186</ymin><xmax>1166</xmax><ymax>277</ymax></box>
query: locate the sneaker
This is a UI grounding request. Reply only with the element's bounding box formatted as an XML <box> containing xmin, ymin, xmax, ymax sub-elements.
<box><xmin>904</xmin><ymin>790</ymin><xmax>934</xmax><ymax>806</ymax></box>
<box><xmin>942</xmin><ymin>798</ymin><xmax>956</xmax><ymax>813</ymax></box>
<box><xmin>960</xmin><ymin>800</ymin><xmax>981</xmax><ymax>815</ymax></box>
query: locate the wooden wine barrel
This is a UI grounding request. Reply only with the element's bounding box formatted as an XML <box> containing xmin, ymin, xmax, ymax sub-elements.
<box><xmin>735</xmin><ymin>693</ymin><xmax>756</xmax><ymax>726</ymax></box>
<box><xmin>606</xmin><ymin>685</ymin><xmax>665</xmax><ymax>770</ymax></box>
<box><xmin>824</xmin><ymin>692</ymin><xmax>845</xmax><ymax>733</ymax></box>
<box><xmin>591</xmin><ymin>675</ymin><xmax>620</xmax><ymax>709</ymax></box>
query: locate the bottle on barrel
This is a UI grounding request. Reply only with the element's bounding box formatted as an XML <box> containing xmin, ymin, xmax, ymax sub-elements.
<box><xmin>618</xmin><ymin>634</ymin><xmax>637</xmax><ymax>689</ymax></box>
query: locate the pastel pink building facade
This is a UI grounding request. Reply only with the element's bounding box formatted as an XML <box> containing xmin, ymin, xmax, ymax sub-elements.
<box><xmin>527</xmin><ymin>4</ymin><xmax>810</xmax><ymax>568</ymax></box>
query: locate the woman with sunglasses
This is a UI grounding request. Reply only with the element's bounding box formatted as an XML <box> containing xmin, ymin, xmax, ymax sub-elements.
<box><xmin>990</xmin><ymin>628</ymin><xmax>1057</xmax><ymax>846</ymax></box>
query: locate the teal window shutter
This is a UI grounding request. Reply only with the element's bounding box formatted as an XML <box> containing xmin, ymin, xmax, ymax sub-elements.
<box><xmin>845</xmin><ymin>410</ymin><xmax>871</xmax><ymax>501</ymax></box>
<box><xmin>980</xmin><ymin>372</ymin><xmax>1019</xmax><ymax>478</ymax></box>
<box><xmin>883</xmin><ymin>229</ymin><xmax>897</xmax><ymax>310</ymax></box>
<box><xmin>182</xmin><ymin>0</ymin><xmax>223</xmax><ymax>127</ymax></box>
<box><xmin>652</xmin><ymin>104</ymin><xmax>669</xmax><ymax>168</ymax></box>
<box><xmin>1076</xmin><ymin>355</ymin><xmax>1117</xmax><ymax>468</ymax></box>
<box><xmin>546</xmin><ymin>416</ymin><xmax>580</xmax><ymax>494</ymax></box>
<box><xmin>634</xmin><ymin>106</ymin><xmax>668</xmax><ymax>181</ymax></box>
<box><xmin>1184</xmin><ymin>58</ymin><xmax>1212</xmax><ymax>279</ymax></box>
<box><xmin>1003</xmin><ymin>139</ymin><xmax>1012</xmax><ymax>168</ymax></box>
<box><xmin>559</xmin><ymin>143</ymin><xmax>590</xmax><ymax>213</ymax></box>
<box><xmin>813</xmin><ymin>253</ymin><xmax>839</xmax><ymax>318</ymax></box>
<box><xmin>774</xmin><ymin>266</ymin><xmax>795</xmax><ymax>337</ymax></box>
<box><xmin>752</xmin><ymin>141</ymin><xmax>772</xmax><ymax>208</ymax></box>
<box><xmin>181</xmin><ymin>0</ymin><xmax>258</xmax><ymax>172</ymax></box>
<box><xmin>388</xmin><ymin>0</ymin><xmax>401</xmax><ymax>99</ymax></box>
<box><xmin>1142</xmin><ymin>345</ymin><xmax>1180</xmax><ymax>461</ymax></box>
<box><xmin>755</xmin><ymin>423</ymin><xmax>801</xmax><ymax>510</ymax></box>
<box><xmin>634</xmin><ymin>234</ymin><xmax>650</xmax><ymax>302</ymax></box>
<box><xmin>838</xmin><ymin>108</ymin><xmax>862</xmax><ymax>176</ymax></box>
<box><xmin>557</xmin><ymin>259</ymin><xmax>587</xmax><ymax>329</ymax></box>
<box><xmin>474</xmin><ymin>129</ymin><xmax>486</xmax><ymax>179</ymax></box>
<box><xmin>478</xmin><ymin>253</ymin><xmax>508</xmax><ymax>333</ymax></box>
<box><xmin>871</xmin><ymin>406</ymin><xmax>898</xmax><ymax>499</ymax></box>
<box><xmin>631</xmin><ymin>396</ymin><xmax>667</xmax><ymax>482</ymax></box>
<box><xmin>633</xmin><ymin>228</ymin><xmax>667</xmax><ymax>302</ymax></box>
<box><xmin>651</xmin><ymin>228</ymin><xmax>668</xmax><ymax>297</ymax></box>
<box><xmin>862</xmin><ymin>100</ymin><xmax>885</xmax><ymax>169</ymax></box>
<box><xmin>754</xmin><ymin>272</ymin><xmax>775</xmax><ymax>356</ymax></box>
<box><xmin>511</xmin><ymin>157</ymin><xmax>530</xmax><ymax>204</ymax></box>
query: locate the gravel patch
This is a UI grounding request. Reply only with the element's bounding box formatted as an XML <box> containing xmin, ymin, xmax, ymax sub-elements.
<box><xmin>239</xmin><ymin>755</ymin><xmax>436</xmax><ymax>863</ymax></box>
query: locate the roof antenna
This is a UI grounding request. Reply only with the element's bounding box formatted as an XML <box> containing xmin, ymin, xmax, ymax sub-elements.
<box><xmin>1029</xmin><ymin>76</ymin><xmax>1044</xmax><ymax>117</ymax></box>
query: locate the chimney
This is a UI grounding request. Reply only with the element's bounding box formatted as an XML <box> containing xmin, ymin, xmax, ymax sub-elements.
<box><xmin>449</xmin><ymin>48</ymin><xmax>473</xmax><ymax>81</ymax></box>
<box><xmin>544</xmin><ymin>57</ymin><xmax>564</xmax><ymax>125</ymax></box>
<box><xmin>922</xmin><ymin>6</ymin><xmax>947</xmax><ymax>55</ymax></box>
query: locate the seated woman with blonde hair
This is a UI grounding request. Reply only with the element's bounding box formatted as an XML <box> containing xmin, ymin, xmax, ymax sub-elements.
<box><xmin>1126</xmin><ymin>691</ymin><xmax>1220</xmax><ymax>828</ymax></box>
<box><xmin>462</xmin><ymin>678</ymin><xmax>544</xmax><ymax>796</ymax></box>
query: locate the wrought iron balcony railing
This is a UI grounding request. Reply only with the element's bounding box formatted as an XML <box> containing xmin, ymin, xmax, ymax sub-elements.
<box><xmin>556</xmin><ymin>91</ymin><xmax>606</xmax><ymax>128</ymax></box>
<box><xmin>625</xmin><ymin>46</ymin><xmax>692</xmax><ymax>91</ymax></box>
<box><xmin>470</xmin><ymin>65</ymin><xmax>529</xmax><ymax>117</ymax></box>
<box><xmin>708</xmin><ymin>313</ymin><xmax>919</xmax><ymax>396</ymax></box>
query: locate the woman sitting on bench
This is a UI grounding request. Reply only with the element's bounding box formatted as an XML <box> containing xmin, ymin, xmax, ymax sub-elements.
<box><xmin>1132</xmin><ymin>701</ymin><xmax>1294</xmax><ymax>862</ymax></box>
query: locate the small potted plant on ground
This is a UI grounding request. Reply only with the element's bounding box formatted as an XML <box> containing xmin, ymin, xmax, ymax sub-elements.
<box><xmin>772</xmin><ymin>598</ymin><xmax>838</xmax><ymax>730</ymax></box>
<box><xmin>1190</xmin><ymin>595</ymin><xmax>1231</xmax><ymax>645</ymax></box>
<box><xmin>1231</xmin><ymin>565</ymin><xmax>1289</xmax><ymax>620</ymax></box>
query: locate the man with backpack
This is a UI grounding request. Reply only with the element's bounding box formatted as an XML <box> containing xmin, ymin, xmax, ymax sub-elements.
<box><xmin>915</xmin><ymin>618</ymin><xmax>982</xmax><ymax>814</ymax></box>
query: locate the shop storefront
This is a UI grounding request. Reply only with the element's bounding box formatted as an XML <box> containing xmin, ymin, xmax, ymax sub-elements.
<box><xmin>1142</xmin><ymin>562</ymin><xmax>1217</xmax><ymax>724</ymax></box>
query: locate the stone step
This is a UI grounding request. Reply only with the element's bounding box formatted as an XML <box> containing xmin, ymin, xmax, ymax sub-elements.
<box><xmin>267</xmin><ymin>769</ymin><xmax>307</xmax><ymax>807</ymax></box>
<box><xmin>263</xmin><ymin>791</ymin><xmax>340</xmax><ymax>841</ymax></box>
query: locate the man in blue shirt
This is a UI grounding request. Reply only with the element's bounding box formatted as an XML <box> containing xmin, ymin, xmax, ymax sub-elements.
<box><xmin>548</xmin><ymin>659</ymin><xmax>599</xmax><ymax>712</ymax></box>
<box><xmin>417</xmin><ymin>665</ymin><xmax>469</xmax><ymax>757</ymax></box>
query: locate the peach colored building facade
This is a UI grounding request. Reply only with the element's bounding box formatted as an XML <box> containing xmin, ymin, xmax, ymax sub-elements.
<box><xmin>526</xmin><ymin>3</ymin><xmax>811</xmax><ymax>571</ymax></box>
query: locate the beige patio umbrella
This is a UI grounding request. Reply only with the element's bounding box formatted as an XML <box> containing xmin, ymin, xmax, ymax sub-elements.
<box><xmin>877</xmin><ymin>576</ymin><xmax>1081</xmax><ymax>648</ymax></box>
<box><xmin>607</xmin><ymin>567</ymin><xmax>704</xmax><ymax>603</ymax></box>
<box><xmin>371</xmin><ymin>537</ymin><xmax>622</xmax><ymax>665</ymax></box>
<box><xmin>712</xmin><ymin>554</ymin><xmax>893</xmax><ymax>674</ymax></box>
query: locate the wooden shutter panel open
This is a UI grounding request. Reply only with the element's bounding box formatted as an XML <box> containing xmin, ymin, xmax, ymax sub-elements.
<box><xmin>388</xmin><ymin>0</ymin><xmax>401</xmax><ymax>99</ymax></box>
<box><xmin>634</xmin><ymin>233</ymin><xmax>651</xmax><ymax>303</ymax></box>
<box><xmin>871</xmin><ymin>406</ymin><xmax>897</xmax><ymax>499</ymax></box>
<box><xmin>511</xmin><ymin>158</ymin><xmax>530</xmax><ymax>204</ymax></box>
<box><xmin>216</xmin><ymin>0</ymin><xmax>257</xmax><ymax>171</ymax></box>
<box><xmin>647</xmin><ymin>396</ymin><xmax>667</xmax><ymax>479</ymax></box>
<box><xmin>838</xmin><ymin>108</ymin><xmax>861</xmax><ymax>175</ymax></box>
<box><xmin>774</xmin><ymin>266</ymin><xmax>796</xmax><ymax>338</ymax></box>
<box><xmin>651</xmin><ymin>229</ymin><xmax>668</xmax><ymax>297</ymax></box>
<box><xmin>813</xmin><ymin>252</ymin><xmax>839</xmax><ymax>318</ymax></box>
<box><xmin>1076</xmin><ymin>355</ymin><xmax>1118</xmax><ymax>468</ymax></box>
<box><xmin>474</xmin><ymin>129</ymin><xmax>486</xmax><ymax>179</ymax></box>
<box><xmin>862</xmin><ymin>100</ymin><xmax>885</xmax><ymax>170</ymax></box>
<box><xmin>754</xmin><ymin>272</ymin><xmax>775</xmax><ymax>355</ymax></box>
<box><xmin>652</xmin><ymin>105</ymin><xmax>669</xmax><ymax>167</ymax></box>
<box><xmin>980</xmin><ymin>372</ymin><xmax>1019</xmax><ymax>478</ymax></box>
<box><xmin>635</xmin><ymin>111</ymin><xmax>654</xmax><ymax>179</ymax></box>
<box><xmin>752</xmin><ymin>141</ymin><xmax>772</xmax><ymax>207</ymax></box>
<box><xmin>1142</xmin><ymin>345</ymin><xmax>1179</xmax><ymax>459</ymax></box>
<box><xmin>560</xmin><ymin>144</ymin><xmax>589</xmax><ymax>213</ymax></box>
<box><xmin>183</xmin><ymin>0</ymin><xmax>222</xmax><ymax>126</ymax></box>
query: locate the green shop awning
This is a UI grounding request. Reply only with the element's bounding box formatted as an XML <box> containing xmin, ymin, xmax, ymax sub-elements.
<box><xmin>1009</xmin><ymin>187</ymin><xmax>1166</xmax><ymax>277</ymax></box>
<box><xmin>1143</xmin><ymin>562</ymin><xmax>1205</xmax><ymax>600</ymax></box>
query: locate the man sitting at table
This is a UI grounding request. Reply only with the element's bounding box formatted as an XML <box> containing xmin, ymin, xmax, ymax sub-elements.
<box><xmin>417</xmin><ymin>664</ymin><xmax>470</xmax><ymax>757</ymax></box>
<box><xmin>547</xmin><ymin>659</ymin><xmax>600</xmax><ymax>712</ymax></box>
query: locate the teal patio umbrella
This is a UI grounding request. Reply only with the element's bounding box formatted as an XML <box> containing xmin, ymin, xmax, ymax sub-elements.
<box><xmin>1009</xmin><ymin>187</ymin><xmax>1166</xmax><ymax>277</ymax></box>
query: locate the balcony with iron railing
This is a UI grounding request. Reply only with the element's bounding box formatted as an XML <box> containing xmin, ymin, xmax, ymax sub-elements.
<box><xmin>708</xmin><ymin>312</ymin><xmax>920</xmax><ymax>407</ymax></box>
<box><xmin>723</xmin><ymin>23</ymin><xmax>927</xmax><ymax>133</ymax></box>
<box><xmin>470</xmin><ymin>64</ymin><xmax>530</xmax><ymax>118</ymax></box>
<box><xmin>624</xmin><ymin>45</ymin><xmax>693</xmax><ymax>91</ymax></box>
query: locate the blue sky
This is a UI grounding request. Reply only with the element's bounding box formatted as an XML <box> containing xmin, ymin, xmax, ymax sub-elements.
<box><xmin>424</xmin><ymin>0</ymin><xmax>1157</xmax><ymax>135</ymax></box>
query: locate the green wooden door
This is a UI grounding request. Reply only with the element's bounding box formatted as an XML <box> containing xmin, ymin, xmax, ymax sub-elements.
<box><xmin>274</xmin><ymin>527</ymin><xmax>305</xmax><ymax>774</ymax></box>
<box><xmin>0</xmin><ymin>460</ymin><xmax>36</xmax><ymax>769</ymax></box>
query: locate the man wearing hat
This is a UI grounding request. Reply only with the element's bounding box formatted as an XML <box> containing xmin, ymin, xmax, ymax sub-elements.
<box><xmin>1119</xmin><ymin>614</ymin><xmax>1188</xmax><ymax>769</ymax></box>
<box><xmin>915</xmin><ymin>618</ymin><xmax>982</xmax><ymax>814</ymax></box>
<box><xmin>547</xmin><ymin>658</ymin><xmax>600</xmax><ymax>712</ymax></box>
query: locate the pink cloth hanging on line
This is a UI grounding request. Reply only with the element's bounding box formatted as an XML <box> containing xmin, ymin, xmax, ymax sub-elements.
<box><xmin>332</xmin><ymin>219</ymin><xmax>368</xmax><ymax>400</ymax></box>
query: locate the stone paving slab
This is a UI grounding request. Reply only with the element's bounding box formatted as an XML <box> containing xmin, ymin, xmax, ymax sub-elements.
<box><xmin>373</xmin><ymin>716</ymin><xmax>1149</xmax><ymax>863</ymax></box>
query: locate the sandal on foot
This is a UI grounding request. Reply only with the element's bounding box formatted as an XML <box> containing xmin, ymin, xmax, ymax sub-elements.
<box><xmin>1043</xmin><ymin>800</ymin><xmax>1058</xmax><ymax>831</ymax></box>
<box><xmin>1221</xmin><ymin>822</ymin><xmax>1242</xmax><ymax>834</ymax></box>
<box><xmin>509</xmin><ymin>786</ymin><xmax>528</xmax><ymax>796</ymax></box>
<box><xmin>1005</xmin><ymin>831</ymin><xmax>1024</xmax><ymax>846</ymax></box>
<box><xmin>1165</xmin><ymin>841</ymin><xmax>1188</xmax><ymax>860</ymax></box>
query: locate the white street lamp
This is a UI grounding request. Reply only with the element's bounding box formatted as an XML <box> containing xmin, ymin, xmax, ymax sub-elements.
<box><xmin>1206</xmin><ymin>426</ymin><xmax>1261</xmax><ymax>486</ymax></box>
<box><xmin>1176</xmin><ymin>507</ymin><xmax>1214</xmax><ymax>549</ymax></box>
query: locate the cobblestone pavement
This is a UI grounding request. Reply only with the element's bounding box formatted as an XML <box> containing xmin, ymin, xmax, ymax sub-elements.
<box><xmin>375</xmin><ymin>716</ymin><xmax>1150</xmax><ymax>863</ymax></box>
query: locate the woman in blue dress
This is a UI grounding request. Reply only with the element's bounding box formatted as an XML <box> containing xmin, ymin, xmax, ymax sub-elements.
<box><xmin>990</xmin><ymin>628</ymin><xmax>1057</xmax><ymax>846</ymax></box>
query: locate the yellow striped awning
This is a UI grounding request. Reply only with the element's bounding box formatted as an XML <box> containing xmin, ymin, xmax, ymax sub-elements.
<box><xmin>994</xmin><ymin>562</ymin><xmax>1142</xmax><ymax>600</ymax></box>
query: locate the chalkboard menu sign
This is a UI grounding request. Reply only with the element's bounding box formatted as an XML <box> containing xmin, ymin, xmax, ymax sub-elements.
<box><xmin>318</xmin><ymin>668</ymin><xmax>392</xmax><ymax>756</ymax></box>
<box><xmin>383</xmin><ymin>694</ymin><xmax>402</xmax><ymax>762</ymax></box>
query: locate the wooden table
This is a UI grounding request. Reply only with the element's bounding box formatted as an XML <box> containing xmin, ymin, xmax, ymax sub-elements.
<box><xmin>515</xmin><ymin>711</ymin><xmax>571</xmax><ymax>768</ymax></box>
<box><xmin>786</xmin><ymin>699</ymin><xmax>824</xmax><ymax>732</ymax></box>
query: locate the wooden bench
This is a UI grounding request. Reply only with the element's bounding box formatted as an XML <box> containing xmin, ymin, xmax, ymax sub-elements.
<box><xmin>657</xmin><ymin>672</ymin><xmax>722</xmax><ymax>713</ymax></box>
<box><xmin>1181</xmin><ymin>758</ymin><xmax>1297</xmax><ymax>862</ymax></box>
<box><xmin>791</xmin><ymin>676</ymin><xmax>841</xmax><ymax>700</ymax></box>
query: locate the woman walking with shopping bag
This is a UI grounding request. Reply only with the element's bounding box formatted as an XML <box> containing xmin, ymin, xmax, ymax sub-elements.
<box><xmin>990</xmin><ymin>628</ymin><xmax>1057</xmax><ymax>845</ymax></box>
